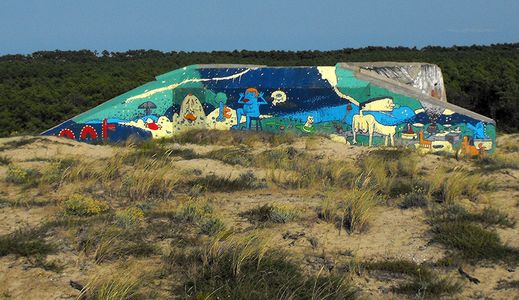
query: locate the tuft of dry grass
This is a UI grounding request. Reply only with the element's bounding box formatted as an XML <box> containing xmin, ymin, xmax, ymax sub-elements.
<box><xmin>79</xmin><ymin>263</ymin><xmax>146</xmax><ymax>300</ymax></box>
<box><xmin>359</xmin><ymin>149</ymin><xmax>418</xmax><ymax>197</ymax></box>
<box><xmin>318</xmin><ymin>176</ymin><xmax>380</xmax><ymax>234</ymax></box>
<box><xmin>165</xmin><ymin>230</ymin><xmax>356</xmax><ymax>299</ymax></box>
<box><xmin>121</xmin><ymin>168</ymin><xmax>180</xmax><ymax>202</ymax></box>
<box><xmin>62</xmin><ymin>155</ymin><xmax>125</xmax><ymax>184</ymax></box>
<box><xmin>258</xmin><ymin>148</ymin><xmax>360</xmax><ymax>189</ymax></box>
<box><xmin>426</xmin><ymin>167</ymin><xmax>493</xmax><ymax>203</ymax></box>
<box><xmin>84</xmin><ymin>225</ymin><xmax>157</xmax><ymax>264</ymax></box>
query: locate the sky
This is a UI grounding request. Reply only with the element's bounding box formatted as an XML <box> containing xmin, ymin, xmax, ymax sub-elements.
<box><xmin>0</xmin><ymin>0</ymin><xmax>518</xmax><ymax>54</ymax></box>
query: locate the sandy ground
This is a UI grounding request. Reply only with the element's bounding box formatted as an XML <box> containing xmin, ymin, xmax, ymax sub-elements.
<box><xmin>0</xmin><ymin>134</ymin><xmax>518</xmax><ymax>299</ymax></box>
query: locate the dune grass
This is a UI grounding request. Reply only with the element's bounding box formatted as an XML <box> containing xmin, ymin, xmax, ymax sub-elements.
<box><xmin>165</xmin><ymin>231</ymin><xmax>357</xmax><ymax>299</ymax></box>
<box><xmin>83</xmin><ymin>225</ymin><xmax>157</xmax><ymax>264</ymax></box>
<box><xmin>79</xmin><ymin>265</ymin><xmax>144</xmax><ymax>300</ymax></box>
<box><xmin>426</xmin><ymin>167</ymin><xmax>493</xmax><ymax>203</ymax></box>
<box><xmin>318</xmin><ymin>185</ymin><xmax>380</xmax><ymax>234</ymax></box>
<box><xmin>258</xmin><ymin>148</ymin><xmax>360</xmax><ymax>189</ymax></box>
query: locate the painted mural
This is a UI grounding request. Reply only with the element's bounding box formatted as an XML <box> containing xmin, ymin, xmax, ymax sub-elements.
<box><xmin>42</xmin><ymin>64</ymin><xmax>496</xmax><ymax>156</ymax></box>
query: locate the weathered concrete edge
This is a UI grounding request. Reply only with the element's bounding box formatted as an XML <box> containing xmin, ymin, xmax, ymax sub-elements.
<box><xmin>338</xmin><ymin>63</ymin><xmax>495</xmax><ymax>125</ymax></box>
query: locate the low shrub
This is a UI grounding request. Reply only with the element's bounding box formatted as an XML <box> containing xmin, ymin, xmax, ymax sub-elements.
<box><xmin>175</xmin><ymin>199</ymin><xmax>214</xmax><ymax>223</ymax></box>
<box><xmin>5</xmin><ymin>164</ymin><xmax>40</xmax><ymax>186</ymax></box>
<box><xmin>62</xmin><ymin>194</ymin><xmax>109</xmax><ymax>217</ymax></box>
<box><xmin>399</xmin><ymin>192</ymin><xmax>429</xmax><ymax>209</ymax></box>
<box><xmin>200</xmin><ymin>218</ymin><xmax>226</xmax><ymax>236</ymax></box>
<box><xmin>37</xmin><ymin>159</ymin><xmax>78</xmax><ymax>189</ymax></box>
<box><xmin>115</xmin><ymin>207</ymin><xmax>145</xmax><ymax>228</ymax></box>
<box><xmin>496</xmin><ymin>279</ymin><xmax>519</xmax><ymax>291</ymax></box>
<box><xmin>388</xmin><ymin>178</ymin><xmax>414</xmax><ymax>197</ymax></box>
<box><xmin>240</xmin><ymin>203</ymin><xmax>299</xmax><ymax>224</ymax></box>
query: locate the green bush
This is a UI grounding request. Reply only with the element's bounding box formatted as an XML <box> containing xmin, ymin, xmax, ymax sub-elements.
<box><xmin>5</xmin><ymin>164</ymin><xmax>40</xmax><ymax>186</ymax></box>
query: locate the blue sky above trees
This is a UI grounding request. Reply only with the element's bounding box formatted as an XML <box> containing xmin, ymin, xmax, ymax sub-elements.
<box><xmin>1</xmin><ymin>0</ymin><xmax>518</xmax><ymax>54</ymax></box>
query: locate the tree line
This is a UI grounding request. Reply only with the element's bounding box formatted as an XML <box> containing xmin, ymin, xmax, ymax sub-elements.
<box><xmin>1</xmin><ymin>43</ymin><xmax>518</xmax><ymax>137</ymax></box>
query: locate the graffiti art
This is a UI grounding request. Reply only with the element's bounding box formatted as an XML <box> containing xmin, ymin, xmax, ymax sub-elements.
<box><xmin>42</xmin><ymin>63</ymin><xmax>496</xmax><ymax>155</ymax></box>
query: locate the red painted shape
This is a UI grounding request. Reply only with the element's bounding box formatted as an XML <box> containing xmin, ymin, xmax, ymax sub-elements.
<box><xmin>146</xmin><ymin>122</ymin><xmax>159</xmax><ymax>130</ymax></box>
<box><xmin>80</xmin><ymin>125</ymin><xmax>98</xmax><ymax>139</ymax></box>
<box><xmin>58</xmin><ymin>129</ymin><xmax>75</xmax><ymax>139</ymax></box>
<box><xmin>102</xmin><ymin>118</ymin><xmax>116</xmax><ymax>140</ymax></box>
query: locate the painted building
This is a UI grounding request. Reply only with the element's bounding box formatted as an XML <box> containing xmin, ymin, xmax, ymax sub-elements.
<box><xmin>42</xmin><ymin>63</ymin><xmax>496</xmax><ymax>155</ymax></box>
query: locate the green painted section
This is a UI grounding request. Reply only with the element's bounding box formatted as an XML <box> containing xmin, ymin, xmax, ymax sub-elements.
<box><xmin>73</xmin><ymin>65</ymin><xmax>202</xmax><ymax>122</ymax></box>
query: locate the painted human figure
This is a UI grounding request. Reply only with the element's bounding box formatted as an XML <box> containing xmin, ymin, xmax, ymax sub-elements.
<box><xmin>233</xmin><ymin>88</ymin><xmax>268</xmax><ymax>129</ymax></box>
